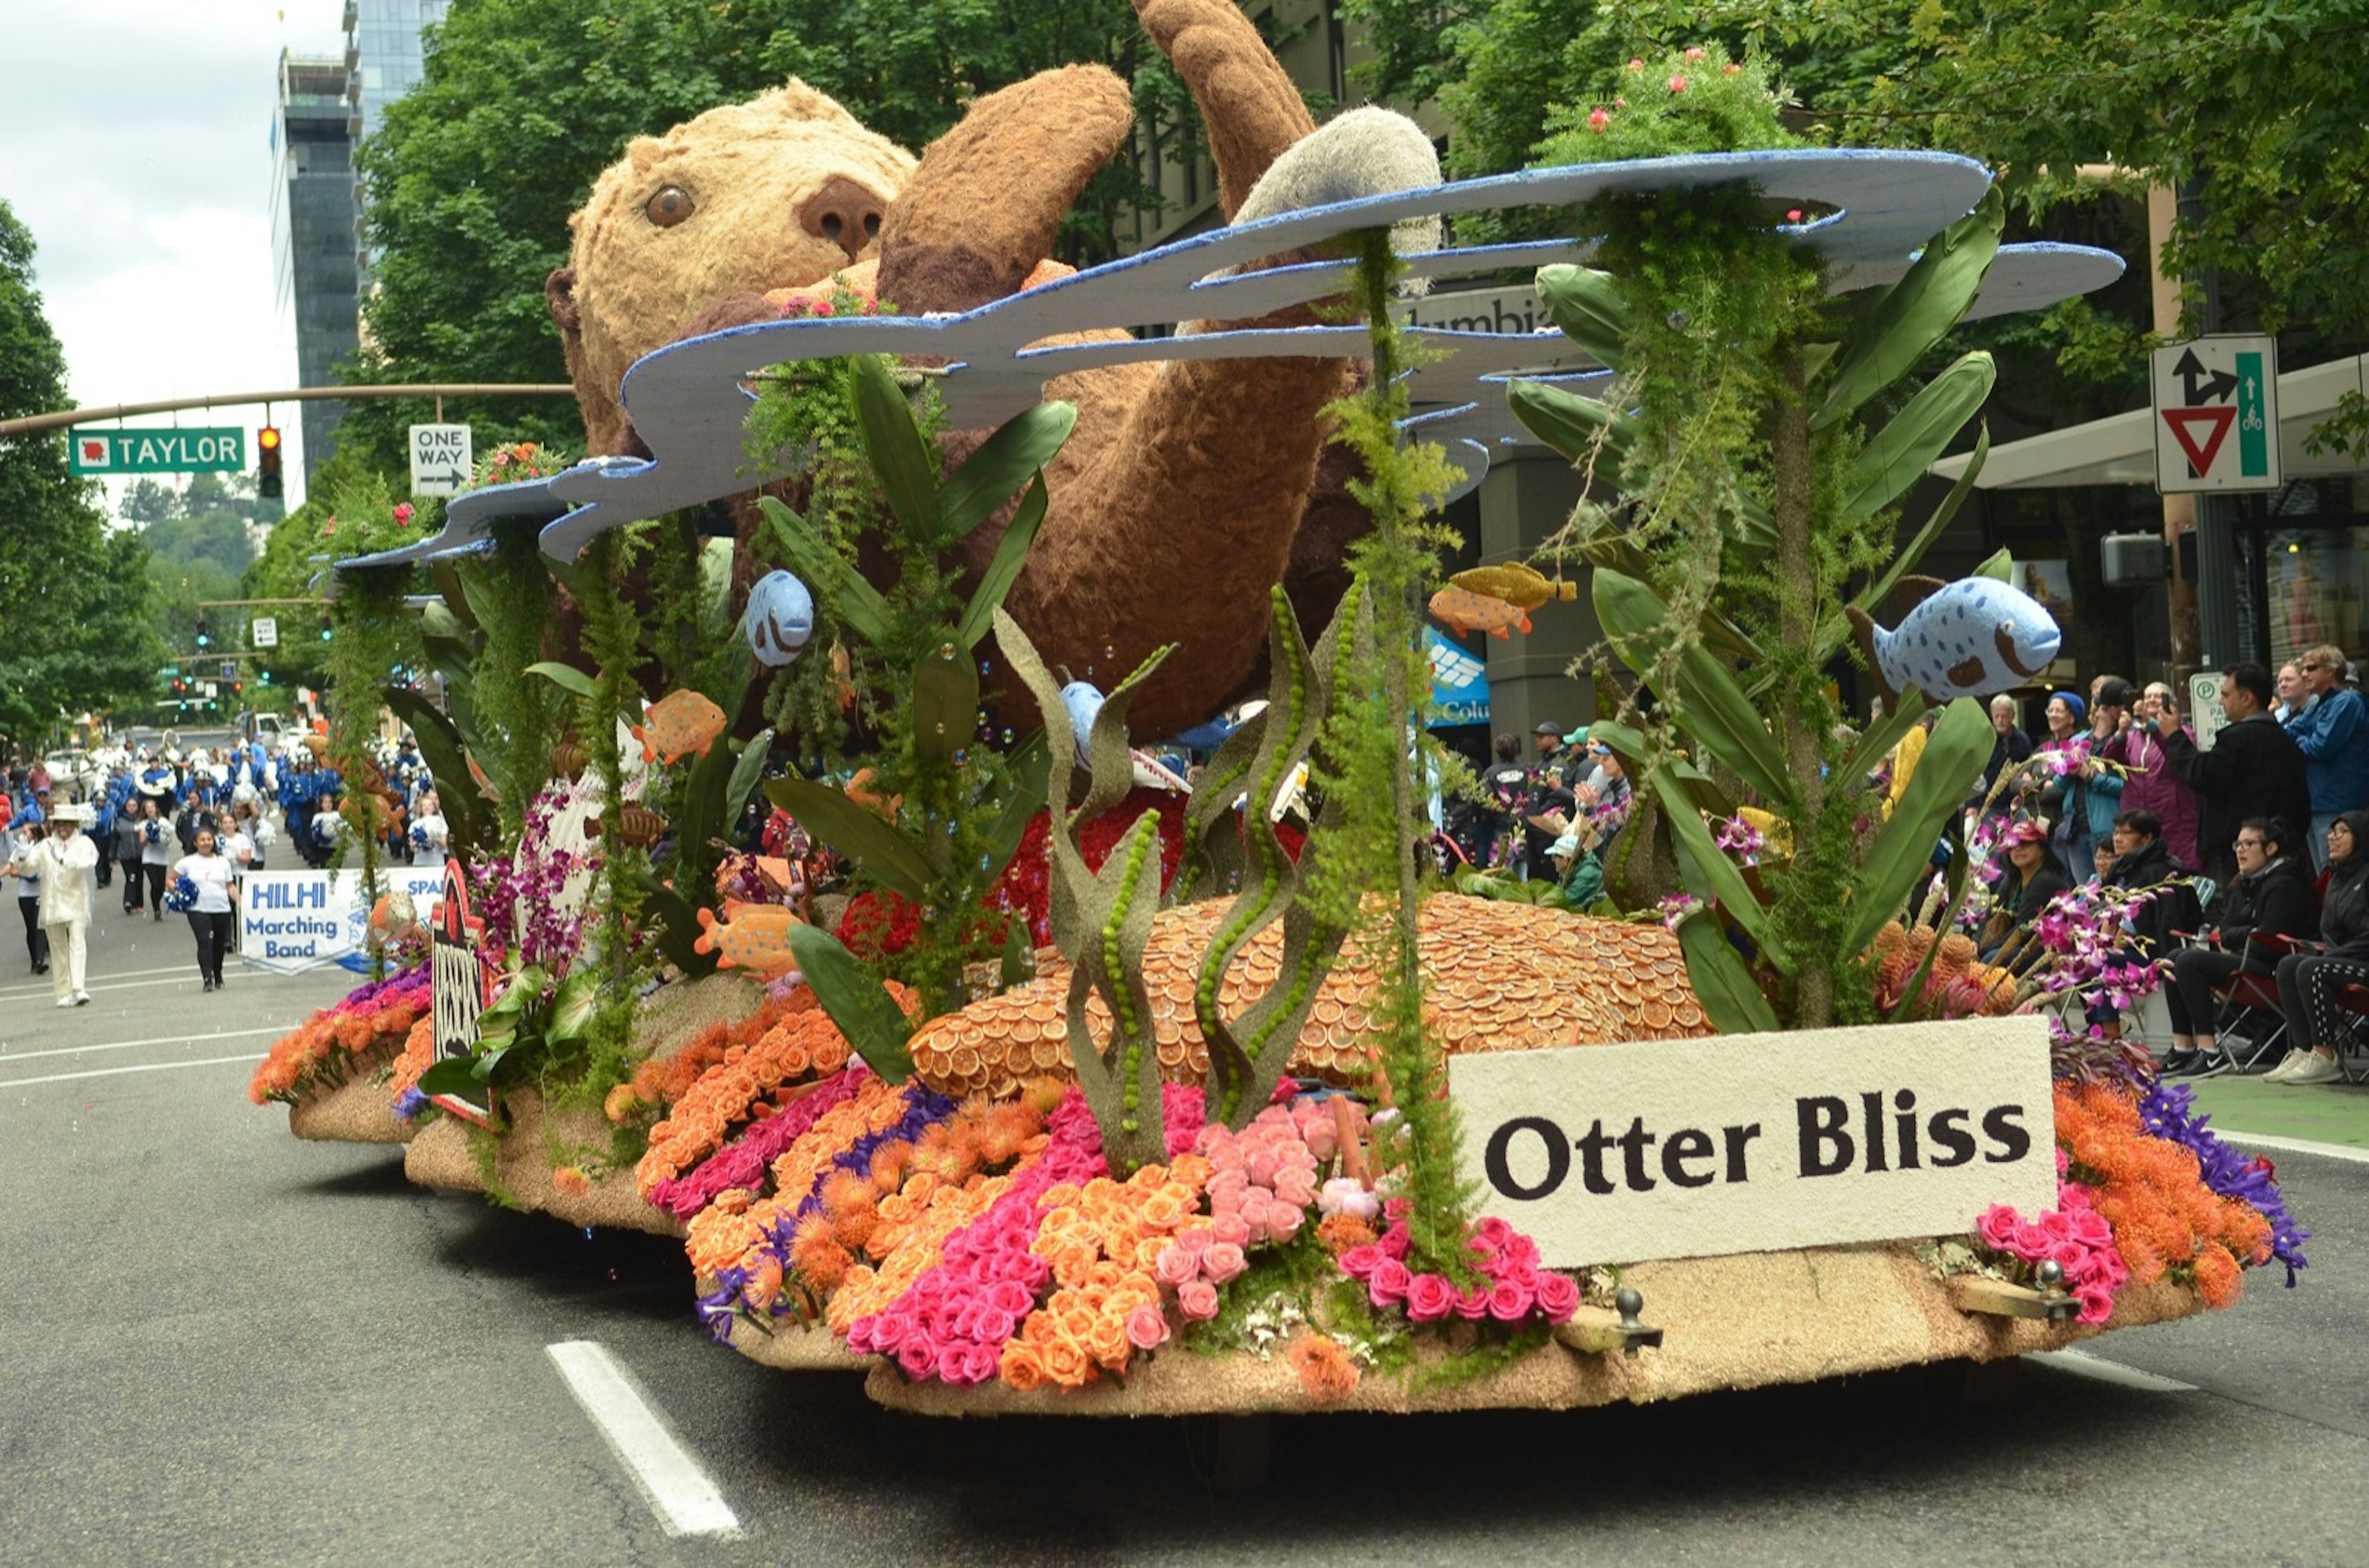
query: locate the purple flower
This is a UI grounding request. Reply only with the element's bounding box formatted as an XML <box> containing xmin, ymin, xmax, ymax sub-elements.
<box><xmin>2139</xmin><ymin>1080</ymin><xmax>2310</xmax><ymax>1285</ymax></box>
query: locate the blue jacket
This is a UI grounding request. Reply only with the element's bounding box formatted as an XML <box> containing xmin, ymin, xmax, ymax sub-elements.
<box><xmin>2283</xmin><ymin>687</ymin><xmax>2369</xmax><ymax>813</ymax></box>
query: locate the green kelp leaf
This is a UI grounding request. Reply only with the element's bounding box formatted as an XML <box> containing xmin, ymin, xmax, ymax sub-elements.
<box><xmin>911</xmin><ymin>640</ymin><xmax>979</xmax><ymax>772</ymax></box>
<box><xmin>1676</xmin><ymin>909</ymin><xmax>1779</xmax><ymax>1034</ymax></box>
<box><xmin>1838</xmin><ymin>697</ymin><xmax>1993</xmax><ymax>959</ymax></box>
<box><xmin>1648</xmin><ymin>768</ymin><xmax>1767</xmax><ymax>944</ymax></box>
<box><xmin>985</xmin><ymin>728</ymin><xmax>1049</xmax><ymax>874</ymax></box>
<box><xmin>756</xmin><ymin>497</ymin><xmax>888</xmax><ymax>647</ymax></box>
<box><xmin>380</xmin><ymin>687</ymin><xmax>486</xmax><ymax>852</ymax></box>
<box><xmin>524</xmin><ymin>661</ymin><xmax>598</xmax><ymax>700</ymax></box>
<box><xmin>634</xmin><ymin>872</ymin><xmax>717</xmax><ymax>979</ymax></box>
<box><xmin>1850</xmin><ymin>425</ymin><xmax>1989</xmax><ymax>618</ymax></box>
<box><xmin>942</xmin><ymin>401</ymin><xmax>1077</xmax><ymax>538</ymax></box>
<box><xmin>1812</xmin><ymin>186</ymin><xmax>2003</xmax><ymax>431</ymax></box>
<box><xmin>956</xmin><ymin>475</ymin><xmax>1048</xmax><ymax>650</ymax></box>
<box><xmin>1508</xmin><ymin>379</ymin><xmax>1630</xmax><ymax>469</ymax></box>
<box><xmin>764</xmin><ymin>777</ymin><xmax>932</xmax><ymax>902</ymax></box>
<box><xmin>1971</xmin><ymin>547</ymin><xmax>2013</xmax><ymax>582</ymax></box>
<box><xmin>1843</xmin><ymin>352</ymin><xmax>1995</xmax><ymax>521</ymax></box>
<box><xmin>415</xmin><ymin>1057</ymin><xmax>485</xmax><ymax>1098</ymax></box>
<box><xmin>1534</xmin><ymin>265</ymin><xmax>1629</xmax><ymax>369</ymax></box>
<box><xmin>788</xmin><ymin>923</ymin><xmax>916</xmax><ymax>1083</ymax></box>
<box><xmin>724</xmin><ymin>727</ymin><xmax>776</xmax><ymax>830</ymax></box>
<box><xmin>851</xmin><ymin>355</ymin><xmax>941</xmax><ymax>550</ymax></box>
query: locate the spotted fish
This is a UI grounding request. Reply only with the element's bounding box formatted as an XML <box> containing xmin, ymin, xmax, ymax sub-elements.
<box><xmin>693</xmin><ymin>903</ymin><xmax>804</xmax><ymax>977</ymax></box>
<box><xmin>1848</xmin><ymin>576</ymin><xmax>2061</xmax><ymax>701</ymax></box>
<box><xmin>633</xmin><ymin>689</ymin><xmax>729</xmax><ymax>765</ymax></box>
<box><xmin>742</xmin><ymin>570</ymin><xmax>814</xmax><ymax>668</ymax></box>
<box><xmin>1447</xmin><ymin>563</ymin><xmax>1577</xmax><ymax>613</ymax></box>
<box><xmin>1428</xmin><ymin>587</ymin><xmax>1530</xmax><ymax>640</ymax></box>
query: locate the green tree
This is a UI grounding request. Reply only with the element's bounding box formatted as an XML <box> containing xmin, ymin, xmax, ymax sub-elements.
<box><xmin>0</xmin><ymin>199</ymin><xmax>160</xmax><ymax>745</ymax></box>
<box><xmin>341</xmin><ymin>0</ymin><xmax>1158</xmax><ymax>482</ymax></box>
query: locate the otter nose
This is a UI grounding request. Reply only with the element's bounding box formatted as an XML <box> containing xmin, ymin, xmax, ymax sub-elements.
<box><xmin>799</xmin><ymin>177</ymin><xmax>887</xmax><ymax>263</ymax></box>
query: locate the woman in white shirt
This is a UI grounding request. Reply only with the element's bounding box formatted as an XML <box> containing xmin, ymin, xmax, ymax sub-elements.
<box><xmin>407</xmin><ymin>789</ymin><xmax>449</xmax><ymax>864</ymax></box>
<box><xmin>138</xmin><ymin>797</ymin><xmax>172</xmax><ymax>922</ymax></box>
<box><xmin>9</xmin><ymin>822</ymin><xmax>49</xmax><ymax>975</ymax></box>
<box><xmin>172</xmin><ymin>827</ymin><xmax>239</xmax><ymax>991</ymax></box>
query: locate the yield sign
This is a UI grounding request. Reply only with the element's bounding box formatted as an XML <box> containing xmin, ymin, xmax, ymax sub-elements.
<box><xmin>2161</xmin><ymin>405</ymin><xmax>2236</xmax><ymax>477</ymax></box>
<box><xmin>2150</xmin><ymin>336</ymin><xmax>2279</xmax><ymax>492</ymax></box>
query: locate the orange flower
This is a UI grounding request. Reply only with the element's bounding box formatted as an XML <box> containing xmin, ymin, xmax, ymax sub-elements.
<box><xmin>1286</xmin><ymin>1333</ymin><xmax>1358</xmax><ymax>1403</ymax></box>
<box><xmin>999</xmin><ymin>1339</ymin><xmax>1048</xmax><ymax>1392</ymax></box>
<box><xmin>552</xmin><ymin>1165</ymin><xmax>592</xmax><ymax>1197</ymax></box>
<box><xmin>2192</xmin><ymin>1243</ymin><xmax>2243</xmax><ymax>1309</ymax></box>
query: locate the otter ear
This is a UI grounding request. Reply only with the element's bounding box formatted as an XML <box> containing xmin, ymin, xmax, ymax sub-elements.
<box><xmin>774</xmin><ymin>78</ymin><xmax>861</xmax><ymax>126</ymax></box>
<box><xmin>546</xmin><ymin>265</ymin><xmax>582</xmax><ymax>340</ymax></box>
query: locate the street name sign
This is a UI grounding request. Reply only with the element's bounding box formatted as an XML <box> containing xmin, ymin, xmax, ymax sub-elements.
<box><xmin>252</xmin><ymin>616</ymin><xmax>279</xmax><ymax>649</ymax></box>
<box><xmin>68</xmin><ymin>427</ymin><xmax>246</xmax><ymax>476</ymax></box>
<box><xmin>2152</xmin><ymin>336</ymin><xmax>2279</xmax><ymax>492</ymax></box>
<box><xmin>408</xmin><ymin>423</ymin><xmax>474</xmax><ymax>497</ymax></box>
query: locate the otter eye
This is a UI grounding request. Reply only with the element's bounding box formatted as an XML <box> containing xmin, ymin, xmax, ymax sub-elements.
<box><xmin>645</xmin><ymin>186</ymin><xmax>695</xmax><ymax>228</ymax></box>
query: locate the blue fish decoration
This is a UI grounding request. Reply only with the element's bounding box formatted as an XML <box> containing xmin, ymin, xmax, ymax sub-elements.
<box><xmin>1852</xmin><ymin>577</ymin><xmax>2061</xmax><ymax>700</ymax></box>
<box><xmin>742</xmin><ymin>570</ymin><xmax>814</xmax><ymax>667</ymax></box>
<box><xmin>1060</xmin><ymin>680</ymin><xmax>1106</xmax><ymax>755</ymax></box>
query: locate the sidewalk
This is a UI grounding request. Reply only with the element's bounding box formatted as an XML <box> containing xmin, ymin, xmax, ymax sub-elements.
<box><xmin>2185</xmin><ymin>1076</ymin><xmax>2369</xmax><ymax>1152</ymax></box>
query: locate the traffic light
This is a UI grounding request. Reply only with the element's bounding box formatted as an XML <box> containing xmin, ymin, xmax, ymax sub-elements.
<box><xmin>319</xmin><ymin>614</ymin><xmax>333</xmax><ymax>643</ymax></box>
<box><xmin>258</xmin><ymin>669</ymin><xmax>272</xmax><ymax>685</ymax></box>
<box><xmin>257</xmin><ymin>425</ymin><xmax>283</xmax><ymax>500</ymax></box>
<box><xmin>195</xmin><ymin>617</ymin><xmax>211</xmax><ymax>650</ymax></box>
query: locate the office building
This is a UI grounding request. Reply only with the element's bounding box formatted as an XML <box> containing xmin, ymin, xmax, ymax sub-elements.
<box><xmin>272</xmin><ymin>51</ymin><xmax>361</xmax><ymax>489</ymax></box>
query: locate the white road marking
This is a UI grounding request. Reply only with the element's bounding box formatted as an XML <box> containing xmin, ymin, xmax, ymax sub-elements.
<box><xmin>0</xmin><ymin>963</ymin><xmax>190</xmax><ymax>997</ymax></box>
<box><xmin>546</xmin><ymin>1341</ymin><xmax>740</xmax><ymax>1538</ymax></box>
<box><xmin>2215</xmin><ymin>1129</ymin><xmax>2369</xmax><ymax>1167</ymax></box>
<box><xmin>0</xmin><ymin>1024</ymin><xmax>289</xmax><ymax>1065</ymax></box>
<box><xmin>2025</xmin><ymin>1348</ymin><xmax>2197</xmax><ymax>1393</ymax></box>
<box><xmin>0</xmin><ymin>1051</ymin><xmax>265</xmax><ymax>1089</ymax></box>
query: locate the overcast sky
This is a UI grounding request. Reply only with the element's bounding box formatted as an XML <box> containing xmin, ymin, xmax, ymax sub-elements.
<box><xmin>0</xmin><ymin>0</ymin><xmax>353</xmax><ymax>506</ymax></box>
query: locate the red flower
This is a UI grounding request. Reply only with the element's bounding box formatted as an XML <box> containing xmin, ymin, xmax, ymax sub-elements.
<box><xmin>1587</xmin><ymin>107</ymin><xmax>1611</xmax><ymax>133</ymax></box>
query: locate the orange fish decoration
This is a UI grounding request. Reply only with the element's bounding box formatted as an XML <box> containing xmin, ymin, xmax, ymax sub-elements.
<box><xmin>693</xmin><ymin>903</ymin><xmax>804</xmax><ymax>977</ymax></box>
<box><xmin>1428</xmin><ymin>586</ymin><xmax>1531</xmax><ymax>640</ymax></box>
<box><xmin>633</xmin><ymin>689</ymin><xmax>729</xmax><ymax>765</ymax></box>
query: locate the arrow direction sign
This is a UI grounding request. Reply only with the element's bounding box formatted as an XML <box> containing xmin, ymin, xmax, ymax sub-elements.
<box><xmin>2152</xmin><ymin>336</ymin><xmax>2280</xmax><ymax>493</ymax></box>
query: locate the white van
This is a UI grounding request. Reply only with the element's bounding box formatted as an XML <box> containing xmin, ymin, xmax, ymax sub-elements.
<box><xmin>247</xmin><ymin>713</ymin><xmax>292</xmax><ymax>753</ymax></box>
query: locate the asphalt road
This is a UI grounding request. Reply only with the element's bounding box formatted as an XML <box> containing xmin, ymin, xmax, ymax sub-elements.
<box><xmin>4</xmin><ymin>904</ymin><xmax>2366</xmax><ymax>1566</ymax></box>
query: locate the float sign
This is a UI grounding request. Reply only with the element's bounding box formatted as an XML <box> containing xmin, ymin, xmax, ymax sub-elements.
<box><xmin>408</xmin><ymin>423</ymin><xmax>474</xmax><ymax>496</ymax></box>
<box><xmin>429</xmin><ymin>856</ymin><xmax>497</xmax><ymax>1126</ymax></box>
<box><xmin>2152</xmin><ymin>336</ymin><xmax>2279</xmax><ymax>492</ymax></box>
<box><xmin>238</xmin><ymin>867</ymin><xmax>444</xmax><ymax>973</ymax></box>
<box><xmin>1450</xmin><ymin>1016</ymin><xmax>2056</xmax><ymax>1268</ymax></box>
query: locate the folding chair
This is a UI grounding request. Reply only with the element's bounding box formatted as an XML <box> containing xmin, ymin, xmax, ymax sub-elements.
<box><xmin>2328</xmin><ymin>984</ymin><xmax>2369</xmax><ymax>1085</ymax></box>
<box><xmin>2209</xmin><ymin>930</ymin><xmax>2310</xmax><ymax>1073</ymax></box>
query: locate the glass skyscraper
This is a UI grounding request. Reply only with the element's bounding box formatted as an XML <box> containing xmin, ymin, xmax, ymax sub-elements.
<box><xmin>272</xmin><ymin>52</ymin><xmax>361</xmax><ymax>490</ymax></box>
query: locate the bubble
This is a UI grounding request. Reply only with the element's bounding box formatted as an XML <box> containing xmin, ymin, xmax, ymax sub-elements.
<box><xmin>978</xmin><ymin>660</ymin><xmax>992</xmax><ymax>675</ymax></box>
<box><xmin>953</xmin><ymin>749</ymin><xmax>968</xmax><ymax>764</ymax></box>
<box><xmin>1102</xmin><ymin>644</ymin><xmax>1115</xmax><ymax>659</ymax></box>
<box><xmin>1666</xmin><ymin>309</ymin><xmax>1690</xmax><ymax>329</ymax></box>
<box><xmin>1001</xmin><ymin>728</ymin><xmax>1014</xmax><ymax>743</ymax></box>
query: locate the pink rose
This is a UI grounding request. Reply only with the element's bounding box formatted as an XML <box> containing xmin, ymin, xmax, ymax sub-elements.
<box><xmin>1471</xmin><ymin>1216</ymin><xmax>1513</xmax><ymax>1249</ymax></box>
<box><xmin>976</xmin><ymin>1310</ymin><xmax>1015</xmax><ymax>1345</ymax></box>
<box><xmin>1211</xmin><ymin>1211</ymin><xmax>1252</xmax><ymax>1248</ymax></box>
<box><xmin>1378</xmin><ymin>1225</ymin><xmax>1411</xmax><ymax>1261</ymax></box>
<box><xmin>1532</xmin><ymin>1271</ymin><xmax>1581</xmax><ymax>1324</ymax></box>
<box><xmin>898</xmin><ymin>1337</ymin><xmax>939</xmax><ymax>1379</ymax></box>
<box><xmin>1154</xmin><ymin>1244</ymin><xmax>1198</xmax><ymax>1288</ymax></box>
<box><xmin>871</xmin><ymin>1309</ymin><xmax>914</xmax><ymax>1351</ymax></box>
<box><xmin>1368</xmin><ymin>1257</ymin><xmax>1413</xmax><ymax>1306</ymax></box>
<box><xmin>1175</xmin><ymin>1225</ymin><xmax>1213</xmax><ymax>1258</ymax></box>
<box><xmin>1497</xmin><ymin>1233</ymin><xmax>1540</xmax><ymax>1273</ymax></box>
<box><xmin>1975</xmin><ymin>1205</ymin><xmax>2020</xmax><ymax>1250</ymax></box>
<box><xmin>1126</xmin><ymin>1302</ymin><xmax>1172</xmax><ymax>1351</ymax></box>
<box><xmin>1455</xmin><ymin>1285</ymin><xmax>1492</xmax><ymax>1321</ymax></box>
<box><xmin>987</xmin><ymin>1279</ymin><xmax>1033</xmax><ymax>1318</ymax></box>
<box><xmin>960</xmin><ymin>1342</ymin><xmax>1003</xmax><ymax>1385</ymax></box>
<box><xmin>935</xmin><ymin>1343</ymin><xmax>970</xmax><ymax>1384</ymax></box>
<box><xmin>2075</xmin><ymin>1284</ymin><xmax>2115</xmax><ymax>1325</ymax></box>
<box><xmin>844</xmin><ymin>1319</ymin><xmax>875</xmax><ymax>1355</ymax></box>
<box><xmin>1487</xmin><ymin>1278</ymin><xmax>1532</xmax><ymax>1322</ymax></box>
<box><xmin>1201</xmin><ymin>1240</ymin><xmax>1248</xmax><ymax>1284</ymax></box>
<box><xmin>1266</xmin><ymin>1203</ymin><xmax>1305</xmax><ymax>1244</ymax></box>
<box><xmin>1178</xmin><ymin>1280</ymin><xmax>1221</xmax><ymax>1320</ymax></box>
<box><xmin>1246</xmin><ymin>1147</ymin><xmax>1280</xmax><ymax>1187</ymax></box>
<box><xmin>2038</xmin><ymin>1210</ymin><xmax>2078</xmax><ymax>1243</ymax></box>
<box><xmin>1405</xmin><ymin>1272</ymin><xmax>1457</xmax><ymax>1322</ymax></box>
<box><xmin>1207</xmin><ymin>1168</ymin><xmax>1249</xmax><ymax>1205</ymax></box>
<box><xmin>2013</xmin><ymin>1223</ymin><xmax>2054</xmax><ymax>1260</ymax></box>
<box><xmin>1339</xmin><ymin>1244</ymin><xmax>1383</xmax><ymax>1281</ymax></box>
<box><xmin>1273</xmin><ymin>1172</ymin><xmax>1317</xmax><ymax>1210</ymax></box>
<box><xmin>1238</xmin><ymin>1189</ymin><xmax>1271</xmax><ymax>1234</ymax></box>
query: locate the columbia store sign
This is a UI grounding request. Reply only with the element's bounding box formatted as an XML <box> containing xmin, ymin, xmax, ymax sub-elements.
<box><xmin>1450</xmin><ymin>1017</ymin><xmax>2056</xmax><ymax>1268</ymax></box>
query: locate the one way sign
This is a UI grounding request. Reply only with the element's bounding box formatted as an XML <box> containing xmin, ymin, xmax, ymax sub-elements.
<box><xmin>2151</xmin><ymin>336</ymin><xmax>2279</xmax><ymax>493</ymax></box>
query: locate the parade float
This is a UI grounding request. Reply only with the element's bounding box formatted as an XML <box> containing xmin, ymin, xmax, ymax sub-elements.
<box><xmin>252</xmin><ymin>4</ymin><xmax>2306</xmax><ymax>1418</ymax></box>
